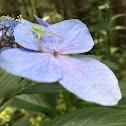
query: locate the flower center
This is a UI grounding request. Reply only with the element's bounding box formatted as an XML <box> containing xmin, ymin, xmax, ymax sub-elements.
<box><xmin>52</xmin><ymin>49</ymin><xmax>58</xmax><ymax>57</ymax></box>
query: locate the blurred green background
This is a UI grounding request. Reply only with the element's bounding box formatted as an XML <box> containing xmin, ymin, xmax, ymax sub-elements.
<box><xmin>0</xmin><ymin>0</ymin><xmax>126</xmax><ymax>126</ymax></box>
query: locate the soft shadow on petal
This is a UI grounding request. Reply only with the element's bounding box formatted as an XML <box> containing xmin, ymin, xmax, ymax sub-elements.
<box><xmin>47</xmin><ymin>19</ymin><xmax>94</xmax><ymax>54</ymax></box>
<box><xmin>58</xmin><ymin>55</ymin><xmax>122</xmax><ymax>106</ymax></box>
<box><xmin>0</xmin><ymin>47</ymin><xmax>11</xmax><ymax>53</ymax></box>
<box><xmin>0</xmin><ymin>48</ymin><xmax>62</xmax><ymax>82</ymax></box>
<box><xmin>33</xmin><ymin>14</ymin><xmax>50</xmax><ymax>27</ymax></box>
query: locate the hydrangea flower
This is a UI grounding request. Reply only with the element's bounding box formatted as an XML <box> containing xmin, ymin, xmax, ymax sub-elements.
<box><xmin>0</xmin><ymin>15</ymin><xmax>29</xmax><ymax>48</ymax></box>
<box><xmin>0</xmin><ymin>16</ymin><xmax>121</xmax><ymax>106</ymax></box>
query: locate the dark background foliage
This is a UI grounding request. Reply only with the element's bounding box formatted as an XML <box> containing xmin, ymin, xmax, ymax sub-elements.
<box><xmin>0</xmin><ymin>0</ymin><xmax>126</xmax><ymax>126</ymax></box>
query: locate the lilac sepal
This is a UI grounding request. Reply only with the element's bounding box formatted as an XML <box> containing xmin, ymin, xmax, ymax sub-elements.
<box><xmin>33</xmin><ymin>14</ymin><xmax>50</xmax><ymax>27</ymax></box>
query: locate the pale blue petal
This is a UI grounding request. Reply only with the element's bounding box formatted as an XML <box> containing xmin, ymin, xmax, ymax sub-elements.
<box><xmin>14</xmin><ymin>22</ymin><xmax>53</xmax><ymax>51</ymax></box>
<box><xmin>5</xmin><ymin>18</ymin><xmax>93</xmax><ymax>54</ymax></box>
<box><xmin>47</xmin><ymin>19</ymin><xmax>94</xmax><ymax>54</ymax></box>
<box><xmin>0</xmin><ymin>48</ymin><xmax>62</xmax><ymax>82</ymax></box>
<box><xmin>58</xmin><ymin>56</ymin><xmax>121</xmax><ymax>106</ymax></box>
<box><xmin>33</xmin><ymin>14</ymin><xmax>50</xmax><ymax>27</ymax></box>
<box><xmin>14</xmin><ymin>19</ymin><xmax>94</xmax><ymax>54</ymax></box>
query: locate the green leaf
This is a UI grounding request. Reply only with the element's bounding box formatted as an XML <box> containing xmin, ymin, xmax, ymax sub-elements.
<box><xmin>0</xmin><ymin>69</ymin><xmax>34</xmax><ymax>106</ymax></box>
<box><xmin>119</xmin><ymin>78</ymin><xmax>126</xmax><ymax>97</ymax></box>
<box><xmin>0</xmin><ymin>102</ymin><xmax>9</xmax><ymax>113</ymax></box>
<box><xmin>85</xmin><ymin>55</ymin><xmax>103</xmax><ymax>61</ymax></box>
<box><xmin>20</xmin><ymin>82</ymin><xmax>66</xmax><ymax>94</ymax></box>
<box><xmin>0</xmin><ymin>69</ymin><xmax>65</xmax><ymax>107</ymax></box>
<box><xmin>89</xmin><ymin>22</ymin><xmax>110</xmax><ymax>32</ymax></box>
<box><xmin>110</xmin><ymin>14</ymin><xmax>126</xmax><ymax>25</ymax></box>
<box><xmin>43</xmin><ymin>98</ymin><xmax>126</xmax><ymax>126</ymax></box>
<box><xmin>9</xmin><ymin>94</ymin><xmax>56</xmax><ymax>115</ymax></box>
<box><xmin>11</xmin><ymin>117</ymin><xmax>31</xmax><ymax>126</ymax></box>
<box><xmin>101</xmin><ymin>60</ymin><xmax>119</xmax><ymax>70</ymax></box>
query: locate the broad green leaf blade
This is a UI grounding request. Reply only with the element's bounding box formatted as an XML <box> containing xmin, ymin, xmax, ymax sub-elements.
<box><xmin>20</xmin><ymin>82</ymin><xmax>66</xmax><ymax>94</ymax></box>
<box><xmin>0</xmin><ymin>68</ymin><xmax>21</xmax><ymax>100</ymax></box>
<box><xmin>9</xmin><ymin>94</ymin><xmax>56</xmax><ymax>115</ymax></box>
<box><xmin>43</xmin><ymin>100</ymin><xmax>126</xmax><ymax>126</ymax></box>
<box><xmin>119</xmin><ymin>78</ymin><xmax>126</xmax><ymax>97</ymax></box>
<box><xmin>101</xmin><ymin>60</ymin><xmax>119</xmax><ymax>70</ymax></box>
<box><xmin>0</xmin><ymin>102</ymin><xmax>9</xmax><ymax>113</ymax></box>
<box><xmin>85</xmin><ymin>55</ymin><xmax>103</xmax><ymax>61</ymax></box>
<box><xmin>88</xmin><ymin>22</ymin><xmax>110</xmax><ymax>32</ymax></box>
<box><xmin>0</xmin><ymin>68</ymin><xmax>34</xmax><ymax>106</ymax></box>
<box><xmin>0</xmin><ymin>69</ymin><xmax>65</xmax><ymax>106</ymax></box>
<box><xmin>11</xmin><ymin>117</ymin><xmax>31</xmax><ymax>126</ymax></box>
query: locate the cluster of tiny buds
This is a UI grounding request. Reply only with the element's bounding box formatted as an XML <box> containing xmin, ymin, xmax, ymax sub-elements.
<box><xmin>0</xmin><ymin>15</ymin><xmax>22</xmax><ymax>48</ymax></box>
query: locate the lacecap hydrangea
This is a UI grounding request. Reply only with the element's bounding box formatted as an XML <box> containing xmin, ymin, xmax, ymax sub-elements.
<box><xmin>0</xmin><ymin>15</ymin><xmax>122</xmax><ymax>106</ymax></box>
<box><xmin>0</xmin><ymin>15</ymin><xmax>29</xmax><ymax>48</ymax></box>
